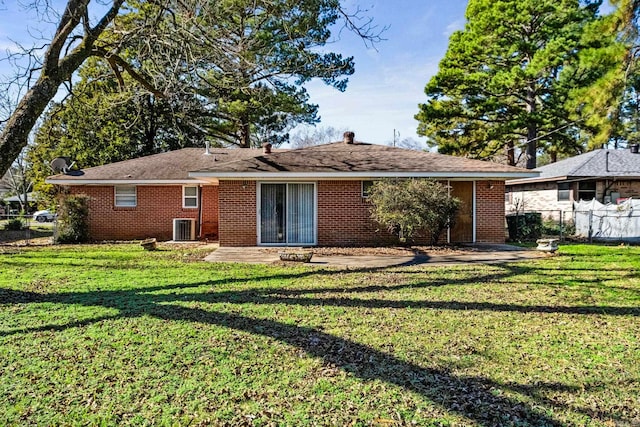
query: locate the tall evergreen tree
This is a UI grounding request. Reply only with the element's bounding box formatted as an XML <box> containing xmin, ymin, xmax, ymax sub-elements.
<box><xmin>164</xmin><ymin>0</ymin><xmax>356</xmax><ymax>148</ymax></box>
<box><xmin>415</xmin><ymin>0</ymin><xmax>603</xmax><ymax>168</ymax></box>
<box><xmin>569</xmin><ymin>1</ymin><xmax>640</xmax><ymax>148</ymax></box>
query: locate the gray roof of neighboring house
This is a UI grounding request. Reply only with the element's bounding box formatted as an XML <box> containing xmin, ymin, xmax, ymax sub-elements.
<box><xmin>507</xmin><ymin>148</ymin><xmax>640</xmax><ymax>185</ymax></box>
<box><xmin>46</xmin><ymin>142</ymin><xmax>537</xmax><ymax>184</ymax></box>
<box><xmin>3</xmin><ymin>192</ymin><xmax>36</xmax><ymax>203</ymax></box>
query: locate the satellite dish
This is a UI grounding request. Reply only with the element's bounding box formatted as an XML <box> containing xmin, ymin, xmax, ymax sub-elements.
<box><xmin>50</xmin><ymin>157</ymin><xmax>76</xmax><ymax>174</ymax></box>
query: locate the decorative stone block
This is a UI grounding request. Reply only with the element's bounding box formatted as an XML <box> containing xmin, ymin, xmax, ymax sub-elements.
<box><xmin>279</xmin><ymin>251</ymin><xmax>313</xmax><ymax>262</ymax></box>
<box><xmin>536</xmin><ymin>238</ymin><xmax>559</xmax><ymax>253</ymax></box>
<box><xmin>141</xmin><ymin>238</ymin><xmax>157</xmax><ymax>251</ymax></box>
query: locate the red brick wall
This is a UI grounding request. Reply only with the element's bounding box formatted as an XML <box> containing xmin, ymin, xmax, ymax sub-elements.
<box><xmin>218</xmin><ymin>180</ymin><xmax>257</xmax><ymax>246</ymax></box>
<box><xmin>211</xmin><ymin>179</ymin><xmax>508</xmax><ymax>247</ymax></box>
<box><xmin>475</xmin><ymin>180</ymin><xmax>506</xmax><ymax>243</ymax></box>
<box><xmin>317</xmin><ymin>181</ymin><xmax>399</xmax><ymax>246</ymax></box>
<box><xmin>68</xmin><ymin>185</ymin><xmax>218</xmax><ymax>241</ymax></box>
<box><xmin>201</xmin><ymin>186</ymin><xmax>219</xmax><ymax>239</ymax></box>
<box><xmin>66</xmin><ymin>180</ymin><xmax>506</xmax><ymax>245</ymax></box>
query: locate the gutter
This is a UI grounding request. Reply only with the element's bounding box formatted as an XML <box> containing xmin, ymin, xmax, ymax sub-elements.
<box><xmin>188</xmin><ymin>171</ymin><xmax>540</xmax><ymax>180</ymax></box>
<box><xmin>45</xmin><ymin>179</ymin><xmax>209</xmax><ymax>185</ymax></box>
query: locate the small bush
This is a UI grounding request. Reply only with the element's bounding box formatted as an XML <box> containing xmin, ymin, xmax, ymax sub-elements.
<box><xmin>55</xmin><ymin>195</ymin><xmax>90</xmax><ymax>244</ymax></box>
<box><xmin>3</xmin><ymin>217</ymin><xmax>26</xmax><ymax>231</ymax></box>
<box><xmin>506</xmin><ymin>213</ymin><xmax>542</xmax><ymax>241</ymax></box>
<box><xmin>541</xmin><ymin>218</ymin><xmax>576</xmax><ymax>237</ymax></box>
<box><xmin>369</xmin><ymin>179</ymin><xmax>461</xmax><ymax>245</ymax></box>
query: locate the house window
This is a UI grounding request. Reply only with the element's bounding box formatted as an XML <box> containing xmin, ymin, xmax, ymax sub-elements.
<box><xmin>578</xmin><ymin>181</ymin><xmax>596</xmax><ymax>201</ymax></box>
<box><xmin>362</xmin><ymin>180</ymin><xmax>374</xmax><ymax>198</ymax></box>
<box><xmin>183</xmin><ymin>186</ymin><xmax>198</xmax><ymax>208</ymax></box>
<box><xmin>557</xmin><ymin>183</ymin><xmax>570</xmax><ymax>201</ymax></box>
<box><xmin>115</xmin><ymin>186</ymin><xmax>137</xmax><ymax>207</ymax></box>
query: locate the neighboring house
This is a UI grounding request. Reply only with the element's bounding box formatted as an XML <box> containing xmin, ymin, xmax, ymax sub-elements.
<box><xmin>506</xmin><ymin>146</ymin><xmax>640</xmax><ymax>218</ymax></box>
<box><xmin>0</xmin><ymin>182</ymin><xmax>9</xmax><ymax>208</ymax></box>
<box><xmin>0</xmin><ymin>172</ymin><xmax>10</xmax><ymax>199</ymax></box>
<box><xmin>47</xmin><ymin>133</ymin><xmax>536</xmax><ymax>246</ymax></box>
<box><xmin>2</xmin><ymin>192</ymin><xmax>37</xmax><ymax>214</ymax></box>
<box><xmin>0</xmin><ymin>181</ymin><xmax>8</xmax><ymax>216</ymax></box>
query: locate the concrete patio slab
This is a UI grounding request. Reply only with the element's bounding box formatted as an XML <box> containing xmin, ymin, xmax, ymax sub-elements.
<box><xmin>204</xmin><ymin>245</ymin><xmax>548</xmax><ymax>268</ymax></box>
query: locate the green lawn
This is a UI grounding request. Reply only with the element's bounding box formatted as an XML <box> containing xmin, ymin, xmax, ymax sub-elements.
<box><xmin>1</xmin><ymin>244</ymin><xmax>639</xmax><ymax>426</ymax></box>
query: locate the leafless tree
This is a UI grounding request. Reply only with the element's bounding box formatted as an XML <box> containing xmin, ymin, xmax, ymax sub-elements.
<box><xmin>0</xmin><ymin>0</ymin><xmax>384</xmax><ymax>175</ymax></box>
<box><xmin>387</xmin><ymin>136</ymin><xmax>425</xmax><ymax>151</ymax></box>
<box><xmin>2</xmin><ymin>150</ymin><xmax>33</xmax><ymax>212</ymax></box>
<box><xmin>290</xmin><ymin>125</ymin><xmax>348</xmax><ymax>148</ymax></box>
<box><xmin>0</xmin><ymin>0</ymin><xmax>166</xmax><ymax>176</ymax></box>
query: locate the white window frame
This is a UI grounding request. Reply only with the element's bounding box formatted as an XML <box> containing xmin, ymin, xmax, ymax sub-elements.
<box><xmin>114</xmin><ymin>185</ymin><xmax>137</xmax><ymax>207</ymax></box>
<box><xmin>257</xmin><ymin>182</ymin><xmax>317</xmax><ymax>246</ymax></box>
<box><xmin>182</xmin><ymin>185</ymin><xmax>199</xmax><ymax>209</ymax></box>
<box><xmin>557</xmin><ymin>182</ymin><xmax>571</xmax><ymax>202</ymax></box>
<box><xmin>362</xmin><ymin>180</ymin><xmax>374</xmax><ymax>198</ymax></box>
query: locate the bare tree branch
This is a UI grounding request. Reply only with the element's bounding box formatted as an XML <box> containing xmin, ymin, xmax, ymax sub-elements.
<box><xmin>0</xmin><ymin>0</ymin><xmax>133</xmax><ymax>175</ymax></box>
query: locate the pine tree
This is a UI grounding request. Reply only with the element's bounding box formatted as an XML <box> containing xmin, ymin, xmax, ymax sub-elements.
<box><xmin>415</xmin><ymin>0</ymin><xmax>604</xmax><ymax>168</ymax></box>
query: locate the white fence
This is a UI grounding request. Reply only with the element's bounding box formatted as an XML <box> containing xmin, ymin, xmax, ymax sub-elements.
<box><xmin>574</xmin><ymin>199</ymin><xmax>640</xmax><ymax>242</ymax></box>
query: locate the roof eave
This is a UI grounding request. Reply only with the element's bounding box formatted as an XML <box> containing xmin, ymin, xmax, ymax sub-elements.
<box><xmin>506</xmin><ymin>175</ymin><xmax>569</xmax><ymax>185</ymax></box>
<box><xmin>45</xmin><ymin>178</ymin><xmax>208</xmax><ymax>185</ymax></box>
<box><xmin>188</xmin><ymin>171</ymin><xmax>539</xmax><ymax>180</ymax></box>
<box><xmin>507</xmin><ymin>173</ymin><xmax>640</xmax><ymax>186</ymax></box>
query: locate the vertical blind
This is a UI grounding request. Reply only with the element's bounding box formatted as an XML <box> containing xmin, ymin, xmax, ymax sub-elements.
<box><xmin>260</xmin><ymin>183</ymin><xmax>315</xmax><ymax>245</ymax></box>
<box><xmin>287</xmin><ymin>183</ymin><xmax>315</xmax><ymax>244</ymax></box>
<box><xmin>260</xmin><ymin>184</ymin><xmax>286</xmax><ymax>243</ymax></box>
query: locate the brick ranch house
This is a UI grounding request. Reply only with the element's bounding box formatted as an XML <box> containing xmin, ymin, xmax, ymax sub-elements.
<box><xmin>47</xmin><ymin>133</ymin><xmax>536</xmax><ymax>246</ymax></box>
<box><xmin>506</xmin><ymin>146</ymin><xmax>640</xmax><ymax>220</ymax></box>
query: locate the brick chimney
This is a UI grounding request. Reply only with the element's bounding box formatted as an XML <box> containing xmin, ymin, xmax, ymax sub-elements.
<box><xmin>262</xmin><ymin>143</ymin><xmax>272</xmax><ymax>154</ymax></box>
<box><xmin>343</xmin><ymin>131</ymin><xmax>355</xmax><ymax>144</ymax></box>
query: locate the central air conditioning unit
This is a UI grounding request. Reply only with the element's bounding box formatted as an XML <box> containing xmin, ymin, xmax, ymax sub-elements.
<box><xmin>173</xmin><ymin>218</ymin><xmax>196</xmax><ymax>241</ymax></box>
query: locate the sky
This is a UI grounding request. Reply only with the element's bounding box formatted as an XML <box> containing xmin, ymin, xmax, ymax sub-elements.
<box><xmin>0</xmin><ymin>0</ymin><xmax>469</xmax><ymax>146</ymax></box>
<box><xmin>302</xmin><ymin>0</ymin><xmax>468</xmax><ymax>146</ymax></box>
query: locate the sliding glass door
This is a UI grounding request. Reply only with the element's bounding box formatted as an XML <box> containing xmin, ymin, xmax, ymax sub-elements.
<box><xmin>259</xmin><ymin>183</ymin><xmax>316</xmax><ymax>245</ymax></box>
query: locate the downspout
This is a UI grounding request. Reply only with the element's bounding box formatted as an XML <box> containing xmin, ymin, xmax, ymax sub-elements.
<box><xmin>447</xmin><ymin>180</ymin><xmax>451</xmax><ymax>244</ymax></box>
<box><xmin>473</xmin><ymin>181</ymin><xmax>477</xmax><ymax>243</ymax></box>
<box><xmin>603</xmin><ymin>179</ymin><xmax>616</xmax><ymax>203</ymax></box>
<box><xmin>197</xmin><ymin>185</ymin><xmax>203</xmax><ymax>239</ymax></box>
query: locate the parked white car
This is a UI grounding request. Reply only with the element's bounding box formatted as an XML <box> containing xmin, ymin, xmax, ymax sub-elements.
<box><xmin>33</xmin><ymin>210</ymin><xmax>56</xmax><ymax>222</ymax></box>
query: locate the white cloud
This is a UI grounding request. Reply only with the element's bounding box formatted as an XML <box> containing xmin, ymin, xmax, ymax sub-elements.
<box><xmin>0</xmin><ymin>40</ymin><xmax>23</xmax><ymax>55</ymax></box>
<box><xmin>443</xmin><ymin>19</ymin><xmax>464</xmax><ymax>37</ymax></box>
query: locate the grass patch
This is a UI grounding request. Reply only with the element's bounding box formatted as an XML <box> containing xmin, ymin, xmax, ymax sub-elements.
<box><xmin>1</xmin><ymin>243</ymin><xmax>639</xmax><ymax>426</ymax></box>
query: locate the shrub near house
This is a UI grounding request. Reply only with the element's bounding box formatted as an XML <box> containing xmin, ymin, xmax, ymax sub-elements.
<box><xmin>55</xmin><ymin>195</ymin><xmax>90</xmax><ymax>243</ymax></box>
<box><xmin>369</xmin><ymin>179</ymin><xmax>461</xmax><ymax>244</ymax></box>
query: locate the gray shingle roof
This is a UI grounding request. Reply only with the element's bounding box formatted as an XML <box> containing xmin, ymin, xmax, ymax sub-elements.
<box><xmin>191</xmin><ymin>142</ymin><xmax>534</xmax><ymax>178</ymax></box>
<box><xmin>46</xmin><ymin>148</ymin><xmax>269</xmax><ymax>183</ymax></box>
<box><xmin>47</xmin><ymin>142</ymin><xmax>536</xmax><ymax>184</ymax></box>
<box><xmin>508</xmin><ymin>149</ymin><xmax>640</xmax><ymax>185</ymax></box>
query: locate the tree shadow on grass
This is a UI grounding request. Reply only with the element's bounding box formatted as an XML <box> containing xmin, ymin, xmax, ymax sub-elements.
<box><xmin>1</xmin><ymin>263</ymin><xmax>637</xmax><ymax>425</ymax></box>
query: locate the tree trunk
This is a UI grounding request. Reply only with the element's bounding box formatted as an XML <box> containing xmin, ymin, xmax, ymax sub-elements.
<box><xmin>0</xmin><ymin>77</ymin><xmax>63</xmax><ymax>175</ymax></box>
<box><xmin>239</xmin><ymin>121</ymin><xmax>251</xmax><ymax>148</ymax></box>
<box><xmin>525</xmin><ymin>85</ymin><xmax>537</xmax><ymax>170</ymax></box>
<box><xmin>506</xmin><ymin>140</ymin><xmax>515</xmax><ymax>166</ymax></box>
<box><xmin>0</xmin><ymin>0</ymin><xmax>125</xmax><ymax>176</ymax></box>
<box><xmin>143</xmin><ymin>94</ymin><xmax>156</xmax><ymax>155</ymax></box>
